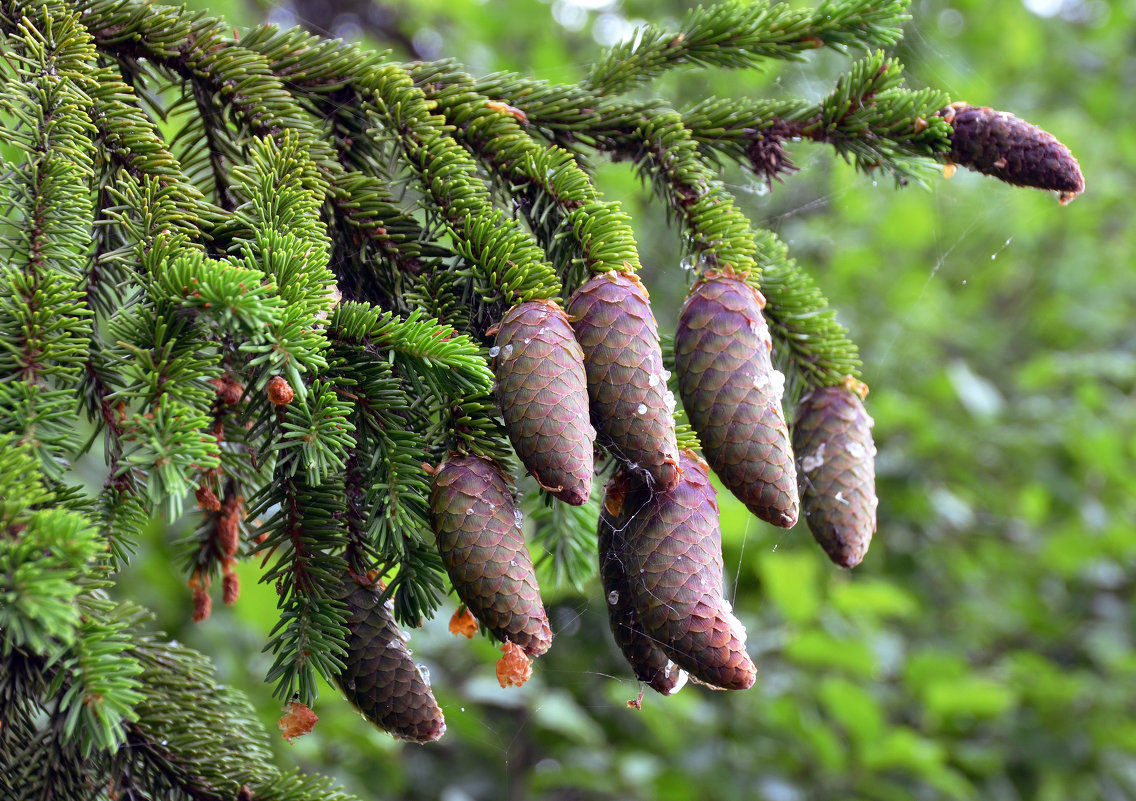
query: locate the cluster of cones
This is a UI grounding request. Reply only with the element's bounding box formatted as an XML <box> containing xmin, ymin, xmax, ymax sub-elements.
<box><xmin>333</xmin><ymin>269</ymin><xmax>878</xmax><ymax>742</ymax></box>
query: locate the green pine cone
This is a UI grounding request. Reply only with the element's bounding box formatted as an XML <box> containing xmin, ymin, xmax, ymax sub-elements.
<box><xmin>567</xmin><ymin>271</ymin><xmax>680</xmax><ymax>491</ymax></box>
<box><xmin>674</xmin><ymin>275</ymin><xmax>798</xmax><ymax>528</ymax></box>
<box><xmin>494</xmin><ymin>300</ymin><xmax>595</xmax><ymax>505</ymax></box>
<box><xmin>335</xmin><ymin>579</ymin><xmax>446</xmax><ymax>743</ymax></box>
<box><xmin>942</xmin><ymin>103</ymin><xmax>1084</xmax><ymax>199</ymax></box>
<box><xmin>620</xmin><ymin>451</ymin><xmax>757</xmax><ymax>691</ymax></box>
<box><xmin>597</xmin><ymin>470</ymin><xmax>687</xmax><ymax>696</ymax></box>
<box><xmin>792</xmin><ymin>384</ymin><xmax>877</xmax><ymax>568</ymax></box>
<box><xmin>429</xmin><ymin>454</ymin><xmax>552</xmax><ymax>657</ymax></box>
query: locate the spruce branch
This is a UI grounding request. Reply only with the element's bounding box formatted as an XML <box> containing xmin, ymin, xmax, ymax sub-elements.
<box><xmin>175</xmin><ymin>20</ymin><xmax>560</xmax><ymax>308</ymax></box>
<box><xmin>78</xmin><ymin>0</ymin><xmax>332</xmax><ymax>156</ymax></box>
<box><xmin>752</xmin><ymin>229</ymin><xmax>862</xmax><ymax>389</ymax></box>
<box><xmin>626</xmin><ymin>109</ymin><xmax>760</xmax><ymax>275</ymax></box>
<box><xmin>410</xmin><ymin>61</ymin><xmax>642</xmax><ymax>291</ymax></box>
<box><xmin>233</xmin><ymin>26</ymin><xmax>449</xmax><ymax>285</ymax></box>
<box><xmin>0</xmin><ymin>0</ymin><xmax>97</xmax><ymax>476</ymax></box>
<box><xmin>250</xmin><ymin>463</ymin><xmax>351</xmax><ymax>704</ymax></box>
<box><xmin>328</xmin><ymin>302</ymin><xmax>495</xmax><ymax>397</ymax></box>
<box><xmin>357</xmin><ymin>63</ymin><xmax>563</xmax><ymax>308</ymax></box>
<box><xmin>586</xmin><ymin>0</ymin><xmax>911</xmax><ymax>95</ymax></box>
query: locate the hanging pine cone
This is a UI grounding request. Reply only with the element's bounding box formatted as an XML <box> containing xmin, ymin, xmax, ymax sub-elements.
<box><xmin>429</xmin><ymin>454</ymin><xmax>553</xmax><ymax>657</ymax></box>
<box><xmin>619</xmin><ymin>451</ymin><xmax>756</xmax><ymax>691</ymax></box>
<box><xmin>792</xmin><ymin>382</ymin><xmax>877</xmax><ymax>569</ymax></box>
<box><xmin>597</xmin><ymin>469</ymin><xmax>687</xmax><ymax>696</ymax></box>
<box><xmin>674</xmin><ymin>275</ymin><xmax>798</xmax><ymax>528</ymax></box>
<box><xmin>567</xmin><ymin>271</ymin><xmax>681</xmax><ymax>492</ymax></box>
<box><xmin>493</xmin><ymin>300</ymin><xmax>595</xmax><ymax>505</ymax></box>
<box><xmin>335</xmin><ymin>579</ymin><xmax>446</xmax><ymax>743</ymax></box>
<box><xmin>940</xmin><ymin>103</ymin><xmax>1084</xmax><ymax>202</ymax></box>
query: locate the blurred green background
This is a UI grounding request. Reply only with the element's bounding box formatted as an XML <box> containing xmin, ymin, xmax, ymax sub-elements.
<box><xmin>117</xmin><ymin>0</ymin><xmax>1136</xmax><ymax>799</ymax></box>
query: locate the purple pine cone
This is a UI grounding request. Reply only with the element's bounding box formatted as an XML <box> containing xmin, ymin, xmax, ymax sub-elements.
<box><xmin>336</xmin><ymin>578</ymin><xmax>446</xmax><ymax>743</ymax></box>
<box><xmin>597</xmin><ymin>469</ymin><xmax>687</xmax><ymax>695</ymax></box>
<box><xmin>674</xmin><ymin>275</ymin><xmax>798</xmax><ymax>528</ymax></box>
<box><xmin>942</xmin><ymin>103</ymin><xmax>1084</xmax><ymax>202</ymax></box>
<box><xmin>494</xmin><ymin>300</ymin><xmax>595</xmax><ymax>505</ymax></box>
<box><xmin>429</xmin><ymin>454</ymin><xmax>552</xmax><ymax>657</ymax></box>
<box><xmin>619</xmin><ymin>452</ymin><xmax>757</xmax><ymax>691</ymax></box>
<box><xmin>793</xmin><ymin>383</ymin><xmax>877</xmax><ymax>568</ymax></box>
<box><xmin>568</xmin><ymin>271</ymin><xmax>681</xmax><ymax>491</ymax></box>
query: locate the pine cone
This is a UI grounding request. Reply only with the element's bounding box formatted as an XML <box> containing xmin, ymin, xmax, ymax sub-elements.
<box><xmin>567</xmin><ymin>272</ymin><xmax>681</xmax><ymax>491</ymax></box>
<box><xmin>335</xmin><ymin>579</ymin><xmax>446</xmax><ymax>743</ymax></box>
<box><xmin>429</xmin><ymin>454</ymin><xmax>552</xmax><ymax>657</ymax></box>
<box><xmin>597</xmin><ymin>470</ymin><xmax>687</xmax><ymax>695</ymax></box>
<box><xmin>941</xmin><ymin>103</ymin><xmax>1084</xmax><ymax>201</ymax></box>
<box><xmin>792</xmin><ymin>384</ymin><xmax>877</xmax><ymax>568</ymax></box>
<box><xmin>493</xmin><ymin>300</ymin><xmax>595</xmax><ymax>505</ymax></box>
<box><xmin>674</xmin><ymin>275</ymin><xmax>798</xmax><ymax>528</ymax></box>
<box><xmin>619</xmin><ymin>451</ymin><xmax>756</xmax><ymax>691</ymax></box>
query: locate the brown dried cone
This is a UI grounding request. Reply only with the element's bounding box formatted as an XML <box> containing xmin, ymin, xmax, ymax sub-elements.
<box><xmin>674</xmin><ymin>275</ymin><xmax>799</xmax><ymax>528</ymax></box>
<box><xmin>792</xmin><ymin>383</ymin><xmax>878</xmax><ymax>569</ymax></box>
<box><xmin>940</xmin><ymin>103</ymin><xmax>1085</xmax><ymax>203</ymax></box>
<box><xmin>334</xmin><ymin>578</ymin><xmax>446</xmax><ymax>743</ymax></box>
<box><xmin>597</xmin><ymin>470</ymin><xmax>687</xmax><ymax>696</ymax></box>
<box><xmin>428</xmin><ymin>454</ymin><xmax>552</xmax><ymax>657</ymax></box>
<box><xmin>493</xmin><ymin>300</ymin><xmax>595</xmax><ymax>505</ymax></box>
<box><xmin>567</xmin><ymin>271</ymin><xmax>680</xmax><ymax>491</ymax></box>
<box><xmin>619</xmin><ymin>451</ymin><xmax>757</xmax><ymax>691</ymax></box>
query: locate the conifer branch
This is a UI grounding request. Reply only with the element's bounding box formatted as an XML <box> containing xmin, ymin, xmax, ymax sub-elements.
<box><xmin>683</xmin><ymin>53</ymin><xmax>953</xmax><ymax>185</ymax></box>
<box><xmin>586</xmin><ymin>0</ymin><xmax>911</xmax><ymax>95</ymax></box>
<box><xmin>410</xmin><ymin>62</ymin><xmax>641</xmax><ymax>291</ymax></box>
<box><xmin>325</xmin><ymin>348</ymin><xmax>447</xmax><ymax>623</ymax></box>
<box><xmin>0</xmin><ymin>0</ymin><xmax>97</xmax><ymax>477</ymax></box>
<box><xmin>251</xmin><ymin>464</ymin><xmax>351</xmax><ymax>705</ymax></box>
<box><xmin>625</xmin><ymin>109</ymin><xmax>760</xmax><ymax>275</ymax></box>
<box><xmin>226</xmin><ymin>24</ymin><xmax>565</xmax><ymax>307</ymax></box>
<box><xmin>751</xmin><ymin>230</ymin><xmax>863</xmax><ymax>389</ymax></box>
<box><xmin>357</xmin><ymin>63</ymin><xmax>562</xmax><ymax>308</ymax></box>
<box><xmin>524</xmin><ymin>484</ymin><xmax>599</xmax><ymax>591</ymax></box>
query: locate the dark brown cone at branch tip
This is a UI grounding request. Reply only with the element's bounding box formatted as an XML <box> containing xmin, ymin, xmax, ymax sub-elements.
<box><xmin>597</xmin><ymin>470</ymin><xmax>687</xmax><ymax>696</ymax></box>
<box><xmin>567</xmin><ymin>271</ymin><xmax>680</xmax><ymax>492</ymax></box>
<box><xmin>792</xmin><ymin>383</ymin><xmax>877</xmax><ymax>569</ymax></box>
<box><xmin>494</xmin><ymin>300</ymin><xmax>595</xmax><ymax>505</ymax></box>
<box><xmin>335</xmin><ymin>578</ymin><xmax>446</xmax><ymax>743</ymax></box>
<box><xmin>940</xmin><ymin>103</ymin><xmax>1084</xmax><ymax>203</ymax></box>
<box><xmin>428</xmin><ymin>454</ymin><xmax>552</xmax><ymax>657</ymax></box>
<box><xmin>618</xmin><ymin>452</ymin><xmax>756</xmax><ymax>691</ymax></box>
<box><xmin>674</xmin><ymin>275</ymin><xmax>798</xmax><ymax>528</ymax></box>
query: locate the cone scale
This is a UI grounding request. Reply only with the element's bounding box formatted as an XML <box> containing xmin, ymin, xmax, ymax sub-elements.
<box><xmin>792</xmin><ymin>383</ymin><xmax>878</xmax><ymax>568</ymax></box>
<box><xmin>493</xmin><ymin>300</ymin><xmax>595</xmax><ymax>505</ymax></box>
<box><xmin>567</xmin><ymin>271</ymin><xmax>680</xmax><ymax>491</ymax></box>
<box><xmin>335</xmin><ymin>579</ymin><xmax>446</xmax><ymax>743</ymax></box>
<box><xmin>429</xmin><ymin>454</ymin><xmax>552</xmax><ymax>657</ymax></box>
<box><xmin>674</xmin><ymin>275</ymin><xmax>798</xmax><ymax>528</ymax></box>
<box><xmin>614</xmin><ymin>451</ymin><xmax>756</xmax><ymax>691</ymax></box>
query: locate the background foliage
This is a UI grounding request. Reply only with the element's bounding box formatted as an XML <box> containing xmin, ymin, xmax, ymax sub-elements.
<box><xmin>80</xmin><ymin>0</ymin><xmax>1136</xmax><ymax>799</ymax></box>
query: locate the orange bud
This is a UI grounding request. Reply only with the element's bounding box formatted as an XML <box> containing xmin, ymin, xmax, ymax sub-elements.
<box><xmin>222</xmin><ymin>568</ymin><xmax>240</xmax><ymax>606</ymax></box>
<box><xmin>216</xmin><ymin>493</ymin><xmax>243</xmax><ymax>557</ymax></box>
<box><xmin>448</xmin><ymin>606</ymin><xmax>478</xmax><ymax>639</ymax></box>
<box><xmin>195</xmin><ymin>485</ymin><xmax>221</xmax><ymax>512</ymax></box>
<box><xmin>496</xmin><ymin>641</ymin><xmax>533</xmax><ymax>688</ymax></box>
<box><xmin>266</xmin><ymin>376</ymin><xmax>294</xmax><ymax>406</ymax></box>
<box><xmin>278</xmin><ymin>701</ymin><xmax>318</xmax><ymax>742</ymax></box>
<box><xmin>192</xmin><ymin>584</ymin><xmax>212</xmax><ymax>622</ymax></box>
